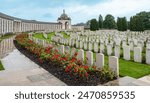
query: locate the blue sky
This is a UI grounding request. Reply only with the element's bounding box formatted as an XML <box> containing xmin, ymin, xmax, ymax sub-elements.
<box><xmin>0</xmin><ymin>0</ymin><xmax>149</xmax><ymax>24</ymax></box>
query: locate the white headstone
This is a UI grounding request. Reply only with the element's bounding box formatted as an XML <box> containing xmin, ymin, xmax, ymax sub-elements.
<box><xmin>77</xmin><ymin>49</ymin><xmax>84</xmax><ymax>62</ymax></box>
<box><xmin>65</xmin><ymin>46</ymin><xmax>70</xmax><ymax>54</ymax></box>
<box><xmin>109</xmin><ymin>56</ymin><xmax>119</xmax><ymax>77</ymax></box>
<box><xmin>71</xmin><ymin>48</ymin><xmax>76</xmax><ymax>56</ymax></box>
<box><xmin>95</xmin><ymin>53</ymin><xmax>104</xmax><ymax>69</ymax></box>
<box><xmin>129</xmin><ymin>41</ymin><xmax>134</xmax><ymax>51</ymax></box>
<box><xmin>146</xmin><ymin>48</ymin><xmax>150</xmax><ymax>65</ymax></box>
<box><xmin>84</xmin><ymin>42</ymin><xmax>88</xmax><ymax>50</ymax></box>
<box><xmin>134</xmin><ymin>47</ymin><xmax>142</xmax><ymax>63</ymax></box>
<box><xmin>60</xmin><ymin>45</ymin><xmax>64</xmax><ymax>54</ymax></box>
<box><xmin>115</xmin><ymin>45</ymin><xmax>120</xmax><ymax>58</ymax></box>
<box><xmin>100</xmin><ymin>43</ymin><xmax>104</xmax><ymax>53</ymax></box>
<box><xmin>80</xmin><ymin>41</ymin><xmax>83</xmax><ymax>49</ymax></box>
<box><xmin>88</xmin><ymin>42</ymin><xmax>93</xmax><ymax>51</ymax></box>
<box><xmin>123</xmin><ymin>46</ymin><xmax>130</xmax><ymax>60</ymax></box>
<box><xmin>86</xmin><ymin>51</ymin><xmax>93</xmax><ymax>65</ymax></box>
<box><xmin>107</xmin><ymin>44</ymin><xmax>112</xmax><ymax>56</ymax></box>
<box><xmin>94</xmin><ymin>42</ymin><xmax>98</xmax><ymax>53</ymax></box>
<box><xmin>76</xmin><ymin>40</ymin><xmax>79</xmax><ymax>48</ymax></box>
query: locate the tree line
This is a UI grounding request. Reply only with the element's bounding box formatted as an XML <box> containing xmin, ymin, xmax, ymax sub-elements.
<box><xmin>89</xmin><ymin>11</ymin><xmax>150</xmax><ymax>31</ymax></box>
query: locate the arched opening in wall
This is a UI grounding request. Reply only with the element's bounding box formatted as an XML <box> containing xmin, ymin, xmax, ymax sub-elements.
<box><xmin>58</xmin><ymin>22</ymin><xmax>63</xmax><ymax>29</ymax></box>
<box><xmin>65</xmin><ymin>22</ymin><xmax>68</xmax><ymax>30</ymax></box>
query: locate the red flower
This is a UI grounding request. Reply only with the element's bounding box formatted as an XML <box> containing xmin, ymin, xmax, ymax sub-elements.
<box><xmin>74</xmin><ymin>68</ymin><xmax>78</xmax><ymax>73</ymax></box>
<box><xmin>92</xmin><ymin>65</ymin><xmax>96</xmax><ymax>70</ymax></box>
<box><xmin>85</xmin><ymin>72</ymin><xmax>88</xmax><ymax>77</ymax></box>
<box><xmin>65</xmin><ymin>68</ymin><xmax>69</xmax><ymax>72</ymax></box>
<box><xmin>38</xmin><ymin>59</ymin><xmax>43</xmax><ymax>63</ymax></box>
<box><xmin>84</xmin><ymin>65</ymin><xmax>89</xmax><ymax>70</ymax></box>
<box><xmin>71</xmin><ymin>57</ymin><xmax>76</xmax><ymax>62</ymax></box>
<box><xmin>74</xmin><ymin>52</ymin><xmax>78</xmax><ymax>57</ymax></box>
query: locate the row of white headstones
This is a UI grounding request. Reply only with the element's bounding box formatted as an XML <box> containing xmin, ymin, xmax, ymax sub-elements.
<box><xmin>51</xmin><ymin>30</ymin><xmax>150</xmax><ymax>65</ymax></box>
<box><xmin>29</xmin><ymin>33</ymin><xmax>119</xmax><ymax>77</ymax></box>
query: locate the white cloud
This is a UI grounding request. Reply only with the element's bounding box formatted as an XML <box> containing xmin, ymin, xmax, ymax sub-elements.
<box><xmin>1</xmin><ymin>0</ymin><xmax>150</xmax><ymax>24</ymax></box>
<box><xmin>65</xmin><ymin>0</ymin><xmax>150</xmax><ymax>23</ymax></box>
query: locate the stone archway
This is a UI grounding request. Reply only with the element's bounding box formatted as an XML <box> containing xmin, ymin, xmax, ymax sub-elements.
<box><xmin>65</xmin><ymin>22</ymin><xmax>68</xmax><ymax>30</ymax></box>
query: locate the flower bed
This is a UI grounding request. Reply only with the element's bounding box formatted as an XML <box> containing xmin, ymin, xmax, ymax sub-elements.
<box><xmin>14</xmin><ymin>34</ymin><xmax>116</xmax><ymax>86</ymax></box>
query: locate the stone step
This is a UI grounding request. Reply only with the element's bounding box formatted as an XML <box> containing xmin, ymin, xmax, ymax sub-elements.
<box><xmin>103</xmin><ymin>76</ymin><xmax>150</xmax><ymax>86</ymax></box>
<box><xmin>103</xmin><ymin>76</ymin><xmax>137</xmax><ymax>86</ymax></box>
<box><xmin>138</xmin><ymin>75</ymin><xmax>150</xmax><ymax>84</ymax></box>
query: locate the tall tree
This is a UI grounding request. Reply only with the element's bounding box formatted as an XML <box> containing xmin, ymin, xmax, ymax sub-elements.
<box><xmin>130</xmin><ymin>16</ymin><xmax>144</xmax><ymax>31</ymax></box>
<box><xmin>117</xmin><ymin>17</ymin><xmax>122</xmax><ymax>31</ymax></box>
<box><xmin>98</xmin><ymin>14</ymin><xmax>103</xmax><ymax>29</ymax></box>
<box><xmin>117</xmin><ymin>17</ymin><xmax>127</xmax><ymax>31</ymax></box>
<box><xmin>103</xmin><ymin>14</ymin><xmax>116</xmax><ymax>29</ymax></box>
<box><xmin>90</xmin><ymin>19</ymin><xmax>99</xmax><ymax>31</ymax></box>
<box><xmin>136</xmin><ymin>11</ymin><xmax>150</xmax><ymax>30</ymax></box>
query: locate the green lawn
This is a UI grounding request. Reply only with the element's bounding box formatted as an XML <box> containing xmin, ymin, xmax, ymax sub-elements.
<box><xmin>96</xmin><ymin>54</ymin><xmax>150</xmax><ymax>79</ymax></box>
<box><xmin>33</xmin><ymin>32</ymin><xmax>55</xmax><ymax>42</ymax></box>
<box><xmin>61</xmin><ymin>31</ymin><xmax>70</xmax><ymax>38</ymax></box>
<box><xmin>80</xmin><ymin>49</ymin><xmax>150</xmax><ymax>79</ymax></box>
<box><xmin>0</xmin><ymin>61</ymin><xmax>4</xmax><ymax>71</ymax></box>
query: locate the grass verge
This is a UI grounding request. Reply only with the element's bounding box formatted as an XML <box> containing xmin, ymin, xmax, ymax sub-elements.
<box><xmin>0</xmin><ymin>61</ymin><xmax>4</xmax><ymax>71</ymax></box>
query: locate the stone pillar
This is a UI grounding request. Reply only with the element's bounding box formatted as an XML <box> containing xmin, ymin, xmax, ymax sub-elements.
<box><xmin>134</xmin><ymin>47</ymin><xmax>142</xmax><ymax>63</ymax></box>
<box><xmin>115</xmin><ymin>45</ymin><xmax>120</xmax><ymax>58</ymax></box>
<box><xmin>77</xmin><ymin>49</ymin><xmax>84</xmax><ymax>62</ymax></box>
<box><xmin>95</xmin><ymin>53</ymin><xmax>104</xmax><ymax>69</ymax></box>
<box><xmin>109</xmin><ymin>56</ymin><xmax>119</xmax><ymax>77</ymax></box>
<box><xmin>123</xmin><ymin>46</ymin><xmax>130</xmax><ymax>60</ymax></box>
<box><xmin>86</xmin><ymin>51</ymin><xmax>93</xmax><ymax>65</ymax></box>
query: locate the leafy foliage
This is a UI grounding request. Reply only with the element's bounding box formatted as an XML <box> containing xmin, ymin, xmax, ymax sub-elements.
<box><xmin>103</xmin><ymin>14</ymin><xmax>116</xmax><ymax>29</ymax></box>
<box><xmin>117</xmin><ymin>17</ymin><xmax>127</xmax><ymax>31</ymax></box>
<box><xmin>90</xmin><ymin>19</ymin><xmax>99</xmax><ymax>31</ymax></box>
